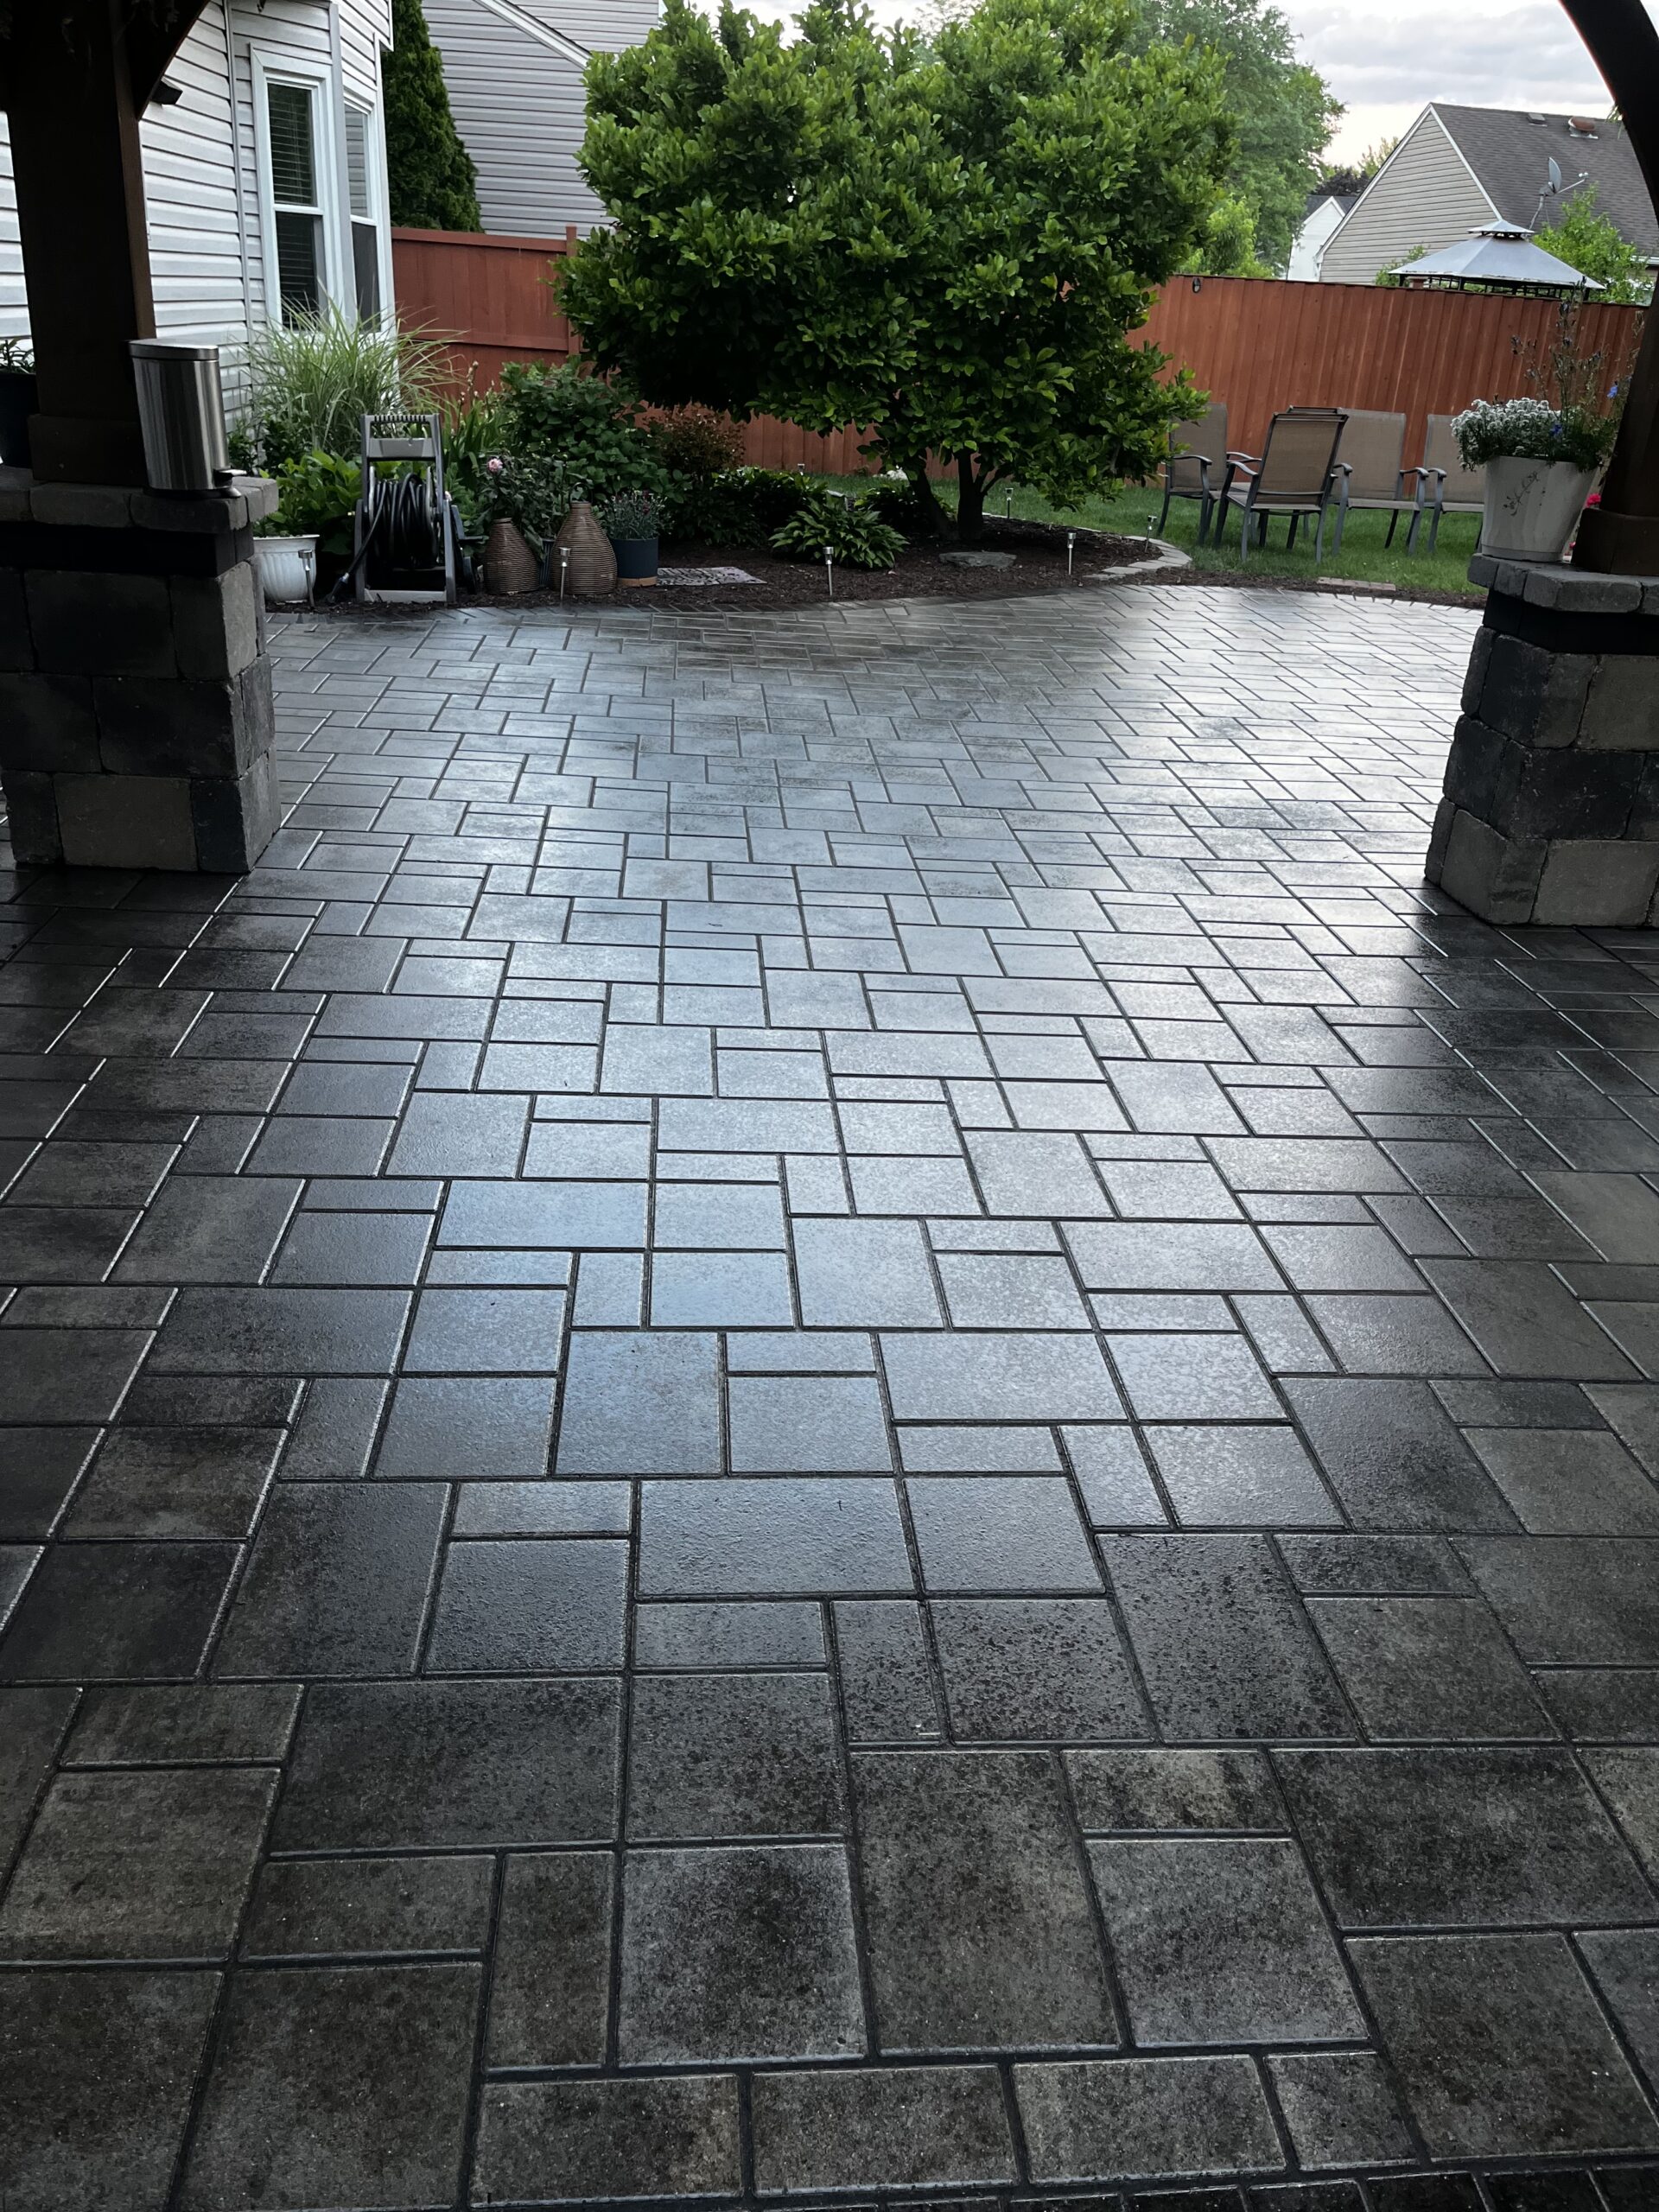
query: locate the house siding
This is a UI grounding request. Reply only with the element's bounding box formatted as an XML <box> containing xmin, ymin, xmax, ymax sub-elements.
<box><xmin>1319</xmin><ymin>108</ymin><xmax>1497</xmax><ymax>285</ymax></box>
<box><xmin>426</xmin><ymin>0</ymin><xmax>658</xmax><ymax>238</ymax></box>
<box><xmin>0</xmin><ymin>0</ymin><xmax>393</xmax><ymax>419</ymax></box>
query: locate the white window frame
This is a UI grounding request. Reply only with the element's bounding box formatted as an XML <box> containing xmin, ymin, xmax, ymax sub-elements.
<box><xmin>251</xmin><ymin>50</ymin><xmax>346</xmax><ymax>325</ymax></box>
<box><xmin>342</xmin><ymin>92</ymin><xmax>394</xmax><ymax>321</ymax></box>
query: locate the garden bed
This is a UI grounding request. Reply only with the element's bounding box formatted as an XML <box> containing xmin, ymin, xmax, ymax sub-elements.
<box><xmin>475</xmin><ymin>518</ymin><xmax>1159</xmax><ymax>612</ymax></box>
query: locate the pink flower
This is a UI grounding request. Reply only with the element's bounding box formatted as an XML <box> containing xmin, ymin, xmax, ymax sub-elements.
<box><xmin>486</xmin><ymin>456</ymin><xmax>504</xmax><ymax>474</ymax></box>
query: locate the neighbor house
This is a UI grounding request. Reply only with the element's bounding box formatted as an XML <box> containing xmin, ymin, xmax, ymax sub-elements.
<box><xmin>1286</xmin><ymin>188</ymin><xmax>1359</xmax><ymax>281</ymax></box>
<box><xmin>423</xmin><ymin>0</ymin><xmax>658</xmax><ymax>238</ymax></box>
<box><xmin>0</xmin><ymin>0</ymin><xmax>398</xmax><ymax>410</ymax></box>
<box><xmin>1319</xmin><ymin>105</ymin><xmax>1659</xmax><ymax>285</ymax></box>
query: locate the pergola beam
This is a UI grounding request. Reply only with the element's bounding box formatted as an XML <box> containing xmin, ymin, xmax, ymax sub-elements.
<box><xmin>1558</xmin><ymin>0</ymin><xmax>1659</xmax><ymax>571</ymax></box>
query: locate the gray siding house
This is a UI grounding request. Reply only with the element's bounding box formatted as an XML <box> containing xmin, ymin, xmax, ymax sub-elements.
<box><xmin>1320</xmin><ymin>104</ymin><xmax>1659</xmax><ymax>286</ymax></box>
<box><xmin>0</xmin><ymin>0</ymin><xmax>397</xmax><ymax>410</ymax></box>
<box><xmin>424</xmin><ymin>0</ymin><xmax>659</xmax><ymax>238</ymax></box>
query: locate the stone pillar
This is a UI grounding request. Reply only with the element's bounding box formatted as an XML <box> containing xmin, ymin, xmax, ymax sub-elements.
<box><xmin>0</xmin><ymin>468</ymin><xmax>280</xmax><ymax>873</ymax></box>
<box><xmin>1427</xmin><ymin>555</ymin><xmax>1659</xmax><ymax>927</ymax></box>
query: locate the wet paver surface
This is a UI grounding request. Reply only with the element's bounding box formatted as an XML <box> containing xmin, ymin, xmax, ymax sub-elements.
<box><xmin>2</xmin><ymin>582</ymin><xmax>1659</xmax><ymax>2210</ymax></box>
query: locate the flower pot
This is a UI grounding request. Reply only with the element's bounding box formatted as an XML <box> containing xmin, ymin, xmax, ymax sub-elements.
<box><xmin>0</xmin><ymin>370</ymin><xmax>36</xmax><ymax>469</ymax></box>
<box><xmin>1480</xmin><ymin>455</ymin><xmax>1599</xmax><ymax>564</ymax></box>
<box><xmin>484</xmin><ymin>518</ymin><xmax>538</xmax><ymax>595</ymax></box>
<box><xmin>553</xmin><ymin>500</ymin><xmax>617</xmax><ymax>596</ymax></box>
<box><xmin>252</xmin><ymin>534</ymin><xmax>318</xmax><ymax>608</ymax></box>
<box><xmin>609</xmin><ymin>534</ymin><xmax>659</xmax><ymax>586</ymax></box>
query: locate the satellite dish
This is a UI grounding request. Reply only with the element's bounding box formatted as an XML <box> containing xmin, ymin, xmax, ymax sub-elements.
<box><xmin>1548</xmin><ymin>156</ymin><xmax>1563</xmax><ymax>191</ymax></box>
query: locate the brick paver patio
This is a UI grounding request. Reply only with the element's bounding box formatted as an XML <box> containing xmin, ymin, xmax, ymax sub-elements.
<box><xmin>3</xmin><ymin>582</ymin><xmax>1658</xmax><ymax>2210</ymax></box>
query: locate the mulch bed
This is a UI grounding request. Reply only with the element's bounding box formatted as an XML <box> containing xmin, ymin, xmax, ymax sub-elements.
<box><xmin>486</xmin><ymin>517</ymin><xmax>1158</xmax><ymax>613</ymax></box>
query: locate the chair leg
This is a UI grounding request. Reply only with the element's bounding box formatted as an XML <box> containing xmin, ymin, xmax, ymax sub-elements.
<box><xmin>1384</xmin><ymin>510</ymin><xmax>1397</xmax><ymax>549</ymax></box>
<box><xmin>1405</xmin><ymin>503</ymin><xmax>1421</xmax><ymax>555</ymax></box>
<box><xmin>1157</xmin><ymin>490</ymin><xmax>1173</xmax><ymax>537</ymax></box>
<box><xmin>1429</xmin><ymin>504</ymin><xmax>1443</xmax><ymax>554</ymax></box>
<box><xmin>1287</xmin><ymin>514</ymin><xmax>1300</xmax><ymax>552</ymax></box>
<box><xmin>1332</xmin><ymin>503</ymin><xmax>1346</xmax><ymax>558</ymax></box>
<box><xmin>1238</xmin><ymin>503</ymin><xmax>1250</xmax><ymax>563</ymax></box>
<box><xmin>1315</xmin><ymin>503</ymin><xmax>1327</xmax><ymax>565</ymax></box>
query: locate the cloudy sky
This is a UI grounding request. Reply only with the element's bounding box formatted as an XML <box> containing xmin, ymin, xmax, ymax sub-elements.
<box><xmin>735</xmin><ymin>0</ymin><xmax>1620</xmax><ymax>162</ymax></box>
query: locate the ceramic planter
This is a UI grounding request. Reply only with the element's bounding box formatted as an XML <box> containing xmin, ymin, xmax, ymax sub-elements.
<box><xmin>1480</xmin><ymin>454</ymin><xmax>1598</xmax><ymax>564</ymax></box>
<box><xmin>484</xmin><ymin>518</ymin><xmax>538</xmax><ymax>595</ymax></box>
<box><xmin>0</xmin><ymin>370</ymin><xmax>35</xmax><ymax>469</ymax></box>
<box><xmin>253</xmin><ymin>534</ymin><xmax>318</xmax><ymax>607</ymax></box>
<box><xmin>610</xmin><ymin>535</ymin><xmax>659</xmax><ymax>586</ymax></box>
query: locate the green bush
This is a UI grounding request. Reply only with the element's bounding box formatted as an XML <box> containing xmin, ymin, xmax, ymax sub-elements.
<box><xmin>663</xmin><ymin>466</ymin><xmax>811</xmax><ymax>544</ymax></box>
<box><xmin>261</xmin><ymin>449</ymin><xmax>363</xmax><ymax>553</ymax></box>
<box><xmin>867</xmin><ymin>471</ymin><xmax>950</xmax><ymax>537</ymax></box>
<box><xmin>771</xmin><ymin>492</ymin><xmax>905</xmax><ymax>569</ymax></box>
<box><xmin>384</xmin><ymin>0</ymin><xmax>482</xmax><ymax>231</ymax></box>
<box><xmin>496</xmin><ymin>361</ymin><xmax>669</xmax><ymax>510</ymax></box>
<box><xmin>238</xmin><ymin>307</ymin><xmax>449</xmax><ymax>470</ymax></box>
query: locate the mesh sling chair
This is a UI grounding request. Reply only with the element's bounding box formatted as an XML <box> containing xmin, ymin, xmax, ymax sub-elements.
<box><xmin>1419</xmin><ymin>413</ymin><xmax>1488</xmax><ymax>553</ymax></box>
<box><xmin>1329</xmin><ymin>409</ymin><xmax>1437</xmax><ymax>555</ymax></box>
<box><xmin>1156</xmin><ymin>399</ymin><xmax>1228</xmax><ymax>544</ymax></box>
<box><xmin>1219</xmin><ymin>407</ymin><xmax>1348</xmax><ymax>563</ymax></box>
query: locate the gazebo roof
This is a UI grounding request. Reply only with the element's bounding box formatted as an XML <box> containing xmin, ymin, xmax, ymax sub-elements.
<box><xmin>1390</xmin><ymin>225</ymin><xmax>1604</xmax><ymax>294</ymax></box>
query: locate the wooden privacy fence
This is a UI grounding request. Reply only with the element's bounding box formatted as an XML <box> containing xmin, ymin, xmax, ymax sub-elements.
<box><xmin>393</xmin><ymin>231</ymin><xmax>1644</xmax><ymax>481</ymax></box>
<box><xmin>1138</xmin><ymin>276</ymin><xmax>1643</xmax><ymax>467</ymax></box>
<box><xmin>392</xmin><ymin>226</ymin><xmax>872</xmax><ymax>474</ymax></box>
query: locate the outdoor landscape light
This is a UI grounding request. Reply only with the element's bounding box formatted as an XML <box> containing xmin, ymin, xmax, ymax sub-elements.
<box><xmin>1067</xmin><ymin>530</ymin><xmax>1077</xmax><ymax>575</ymax></box>
<box><xmin>559</xmin><ymin>546</ymin><xmax>570</xmax><ymax>599</ymax></box>
<box><xmin>825</xmin><ymin>544</ymin><xmax>836</xmax><ymax>598</ymax></box>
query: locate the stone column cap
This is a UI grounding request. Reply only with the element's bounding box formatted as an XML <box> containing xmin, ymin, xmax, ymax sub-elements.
<box><xmin>1469</xmin><ymin>552</ymin><xmax>1657</xmax><ymax>615</ymax></box>
<box><xmin>0</xmin><ymin>470</ymin><xmax>279</xmax><ymax>533</ymax></box>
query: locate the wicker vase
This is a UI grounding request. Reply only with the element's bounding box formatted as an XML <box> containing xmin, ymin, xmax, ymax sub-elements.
<box><xmin>554</xmin><ymin>501</ymin><xmax>617</xmax><ymax>597</ymax></box>
<box><xmin>484</xmin><ymin>518</ymin><xmax>538</xmax><ymax>595</ymax></box>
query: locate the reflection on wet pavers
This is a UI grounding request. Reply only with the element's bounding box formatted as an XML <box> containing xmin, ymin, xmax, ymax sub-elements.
<box><xmin>1</xmin><ymin>585</ymin><xmax>1657</xmax><ymax>2208</ymax></box>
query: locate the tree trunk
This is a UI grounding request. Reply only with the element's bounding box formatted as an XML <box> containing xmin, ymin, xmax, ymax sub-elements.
<box><xmin>903</xmin><ymin>461</ymin><xmax>950</xmax><ymax>538</ymax></box>
<box><xmin>956</xmin><ymin>457</ymin><xmax>988</xmax><ymax>543</ymax></box>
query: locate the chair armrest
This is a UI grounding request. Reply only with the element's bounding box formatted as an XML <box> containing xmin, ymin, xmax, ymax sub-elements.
<box><xmin>1225</xmin><ymin>449</ymin><xmax>1259</xmax><ymax>465</ymax></box>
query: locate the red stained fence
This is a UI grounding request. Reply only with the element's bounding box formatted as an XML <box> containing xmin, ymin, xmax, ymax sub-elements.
<box><xmin>393</xmin><ymin>230</ymin><xmax>1644</xmax><ymax>480</ymax></box>
<box><xmin>391</xmin><ymin>226</ymin><xmax>874</xmax><ymax>474</ymax></box>
<box><xmin>1136</xmin><ymin>276</ymin><xmax>1643</xmax><ymax>467</ymax></box>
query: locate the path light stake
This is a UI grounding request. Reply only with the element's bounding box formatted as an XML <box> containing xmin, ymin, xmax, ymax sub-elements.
<box><xmin>1067</xmin><ymin>530</ymin><xmax>1077</xmax><ymax>577</ymax></box>
<box><xmin>1146</xmin><ymin>514</ymin><xmax>1156</xmax><ymax>544</ymax></box>
<box><xmin>1004</xmin><ymin>488</ymin><xmax>1014</xmax><ymax>519</ymax></box>
<box><xmin>559</xmin><ymin>546</ymin><xmax>570</xmax><ymax>601</ymax></box>
<box><xmin>825</xmin><ymin>544</ymin><xmax>835</xmax><ymax>600</ymax></box>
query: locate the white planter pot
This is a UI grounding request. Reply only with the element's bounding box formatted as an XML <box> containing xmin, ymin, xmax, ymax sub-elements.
<box><xmin>1480</xmin><ymin>455</ymin><xmax>1597</xmax><ymax>564</ymax></box>
<box><xmin>254</xmin><ymin>533</ymin><xmax>318</xmax><ymax>607</ymax></box>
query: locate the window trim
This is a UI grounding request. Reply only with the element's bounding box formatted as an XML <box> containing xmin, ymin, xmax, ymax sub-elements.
<box><xmin>343</xmin><ymin>93</ymin><xmax>392</xmax><ymax>321</ymax></box>
<box><xmin>251</xmin><ymin>50</ymin><xmax>345</xmax><ymax>324</ymax></box>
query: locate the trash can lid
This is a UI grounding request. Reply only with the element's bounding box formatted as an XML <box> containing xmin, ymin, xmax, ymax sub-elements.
<box><xmin>129</xmin><ymin>340</ymin><xmax>221</xmax><ymax>362</ymax></box>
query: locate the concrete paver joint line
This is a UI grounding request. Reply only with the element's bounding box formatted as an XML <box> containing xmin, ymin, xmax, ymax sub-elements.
<box><xmin>2</xmin><ymin>585</ymin><xmax>1658</xmax><ymax>2210</ymax></box>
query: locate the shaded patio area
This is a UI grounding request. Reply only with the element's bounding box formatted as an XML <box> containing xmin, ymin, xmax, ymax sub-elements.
<box><xmin>3</xmin><ymin>578</ymin><xmax>1659</xmax><ymax>2209</ymax></box>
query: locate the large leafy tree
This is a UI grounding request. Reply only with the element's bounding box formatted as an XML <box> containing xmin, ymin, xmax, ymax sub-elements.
<box><xmin>384</xmin><ymin>0</ymin><xmax>482</xmax><ymax>232</ymax></box>
<box><xmin>1542</xmin><ymin>187</ymin><xmax>1655</xmax><ymax>305</ymax></box>
<box><xmin>1124</xmin><ymin>0</ymin><xmax>1338</xmax><ymax>270</ymax></box>
<box><xmin>563</xmin><ymin>0</ymin><xmax>1232</xmax><ymax>538</ymax></box>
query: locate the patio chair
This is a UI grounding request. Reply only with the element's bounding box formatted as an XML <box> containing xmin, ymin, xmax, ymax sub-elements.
<box><xmin>1217</xmin><ymin>408</ymin><xmax>1348</xmax><ymax>563</ymax></box>
<box><xmin>1329</xmin><ymin>409</ymin><xmax>1437</xmax><ymax>555</ymax></box>
<box><xmin>1157</xmin><ymin>399</ymin><xmax>1228</xmax><ymax>543</ymax></box>
<box><xmin>1420</xmin><ymin>414</ymin><xmax>1488</xmax><ymax>552</ymax></box>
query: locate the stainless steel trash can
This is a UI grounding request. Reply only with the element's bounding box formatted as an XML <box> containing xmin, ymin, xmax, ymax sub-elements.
<box><xmin>129</xmin><ymin>340</ymin><xmax>231</xmax><ymax>494</ymax></box>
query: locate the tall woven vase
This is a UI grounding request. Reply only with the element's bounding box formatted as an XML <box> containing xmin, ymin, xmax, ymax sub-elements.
<box><xmin>483</xmin><ymin>518</ymin><xmax>538</xmax><ymax>595</ymax></box>
<box><xmin>554</xmin><ymin>501</ymin><xmax>617</xmax><ymax>597</ymax></box>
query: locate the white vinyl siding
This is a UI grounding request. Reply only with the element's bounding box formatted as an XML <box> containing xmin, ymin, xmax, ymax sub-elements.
<box><xmin>425</xmin><ymin>0</ymin><xmax>658</xmax><ymax>238</ymax></box>
<box><xmin>0</xmin><ymin>0</ymin><xmax>393</xmax><ymax>423</ymax></box>
<box><xmin>1320</xmin><ymin>108</ymin><xmax>1498</xmax><ymax>285</ymax></box>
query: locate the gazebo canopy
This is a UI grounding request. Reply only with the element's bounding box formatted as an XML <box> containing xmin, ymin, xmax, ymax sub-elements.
<box><xmin>1390</xmin><ymin>223</ymin><xmax>1605</xmax><ymax>296</ymax></box>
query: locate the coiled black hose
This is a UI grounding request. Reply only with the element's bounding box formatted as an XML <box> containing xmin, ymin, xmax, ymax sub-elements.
<box><xmin>327</xmin><ymin>472</ymin><xmax>456</xmax><ymax>602</ymax></box>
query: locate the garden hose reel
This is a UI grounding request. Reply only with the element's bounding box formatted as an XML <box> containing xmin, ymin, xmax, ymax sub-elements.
<box><xmin>352</xmin><ymin>412</ymin><xmax>461</xmax><ymax>607</ymax></box>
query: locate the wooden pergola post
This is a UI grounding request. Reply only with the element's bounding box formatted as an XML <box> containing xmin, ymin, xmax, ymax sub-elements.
<box><xmin>0</xmin><ymin>2</ymin><xmax>213</xmax><ymax>483</ymax></box>
<box><xmin>1560</xmin><ymin>0</ymin><xmax>1659</xmax><ymax>573</ymax></box>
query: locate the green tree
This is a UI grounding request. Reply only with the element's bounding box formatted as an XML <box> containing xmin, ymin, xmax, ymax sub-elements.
<box><xmin>563</xmin><ymin>0</ymin><xmax>1233</xmax><ymax>540</ymax></box>
<box><xmin>384</xmin><ymin>0</ymin><xmax>482</xmax><ymax>232</ymax></box>
<box><xmin>1185</xmin><ymin>190</ymin><xmax>1273</xmax><ymax>276</ymax></box>
<box><xmin>1541</xmin><ymin>186</ymin><xmax>1654</xmax><ymax>305</ymax></box>
<box><xmin>1123</xmin><ymin>0</ymin><xmax>1339</xmax><ymax>270</ymax></box>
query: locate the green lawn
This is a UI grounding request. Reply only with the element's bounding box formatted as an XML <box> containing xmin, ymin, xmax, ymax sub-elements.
<box><xmin>821</xmin><ymin>474</ymin><xmax>1485</xmax><ymax>596</ymax></box>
